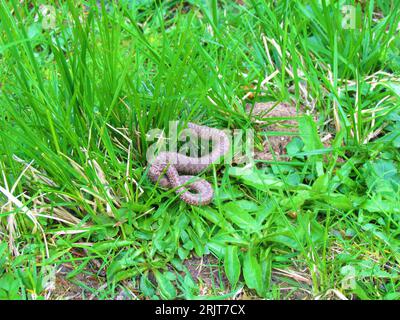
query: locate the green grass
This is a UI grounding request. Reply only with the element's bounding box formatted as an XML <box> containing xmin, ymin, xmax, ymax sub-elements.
<box><xmin>0</xmin><ymin>0</ymin><xmax>399</xmax><ymax>300</ymax></box>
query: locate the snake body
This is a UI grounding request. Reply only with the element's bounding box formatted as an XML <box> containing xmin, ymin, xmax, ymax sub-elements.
<box><xmin>149</xmin><ymin>123</ymin><xmax>230</xmax><ymax>206</ymax></box>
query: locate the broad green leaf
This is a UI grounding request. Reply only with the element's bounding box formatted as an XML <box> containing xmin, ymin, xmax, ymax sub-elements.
<box><xmin>206</xmin><ymin>241</ymin><xmax>226</xmax><ymax>259</ymax></box>
<box><xmin>193</xmin><ymin>207</ymin><xmax>234</xmax><ymax>231</ymax></box>
<box><xmin>384</xmin><ymin>292</ymin><xmax>400</xmax><ymax>300</ymax></box>
<box><xmin>223</xmin><ymin>202</ymin><xmax>258</xmax><ymax>231</ymax></box>
<box><xmin>235</xmin><ymin>200</ymin><xmax>259</xmax><ymax>212</ymax></box>
<box><xmin>384</xmin><ymin>81</ymin><xmax>400</xmax><ymax>97</ymax></box>
<box><xmin>319</xmin><ymin>193</ymin><xmax>353</xmax><ymax>210</ymax></box>
<box><xmin>224</xmin><ymin>246</ymin><xmax>241</xmax><ymax>288</ymax></box>
<box><xmin>261</xmin><ymin>248</ymin><xmax>272</xmax><ymax>290</ymax></box>
<box><xmin>361</xmin><ymin>197</ymin><xmax>400</xmax><ymax>214</ymax></box>
<box><xmin>298</xmin><ymin>115</ymin><xmax>324</xmax><ymax>151</ymax></box>
<box><xmin>216</xmin><ymin>186</ymin><xmax>244</xmax><ymax>201</ymax></box>
<box><xmin>298</xmin><ymin>115</ymin><xmax>324</xmax><ymax>176</ymax></box>
<box><xmin>187</xmin><ymin>227</ymin><xmax>205</xmax><ymax>256</ymax></box>
<box><xmin>242</xmin><ymin>250</ymin><xmax>264</xmax><ymax>296</ymax></box>
<box><xmin>312</xmin><ymin>174</ymin><xmax>329</xmax><ymax>193</ymax></box>
<box><xmin>154</xmin><ymin>270</ymin><xmax>177</xmax><ymax>300</ymax></box>
<box><xmin>140</xmin><ymin>274</ymin><xmax>155</xmax><ymax>297</ymax></box>
<box><xmin>266</xmin><ymin>231</ymin><xmax>301</xmax><ymax>250</ymax></box>
<box><xmin>211</xmin><ymin>233</ymin><xmax>248</xmax><ymax>246</ymax></box>
<box><xmin>107</xmin><ymin>248</ymin><xmax>144</xmax><ymax>279</ymax></box>
<box><xmin>92</xmin><ymin>240</ymin><xmax>135</xmax><ymax>252</ymax></box>
<box><xmin>280</xmin><ymin>190</ymin><xmax>311</xmax><ymax>209</ymax></box>
<box><xmin>229</xmin><ymin>166</ymin><xmax>284</xmax><ymax>191</ymax></box>
<box><xmin>286</xmin><ymin>137</ymin><xmax>304</xmax><ymax>156</ymax></box>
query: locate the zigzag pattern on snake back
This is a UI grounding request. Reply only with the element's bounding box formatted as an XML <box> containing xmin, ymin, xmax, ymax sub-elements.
<box><xmin>148</xmin><ymin>123</ymin><xmax>230</xmax><ymax>206</ymax></box>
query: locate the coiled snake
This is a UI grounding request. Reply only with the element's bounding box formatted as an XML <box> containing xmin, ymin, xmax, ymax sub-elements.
<box><xmin>149</xmin><ymin>123</ymin><xmax>230</xmax><ymax>206</ymax></box>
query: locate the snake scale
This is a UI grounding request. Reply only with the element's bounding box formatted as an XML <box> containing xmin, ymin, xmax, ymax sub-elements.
<box><xmin>149</xmin><ymin>123</ymin><xmax>230</xmax><ymax>206</ymax></box>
